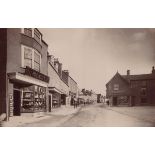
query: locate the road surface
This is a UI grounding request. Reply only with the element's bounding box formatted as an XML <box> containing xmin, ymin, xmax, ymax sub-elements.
<box><xmin>21</xmin><ymin>103</ymin><xmax>155</xmax><ymax>127</ymax></box>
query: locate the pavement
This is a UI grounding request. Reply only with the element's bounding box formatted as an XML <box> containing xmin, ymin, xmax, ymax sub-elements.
<box><xmin>2</xmin><ymin>105</ymin><xmax>81</xmax><ymax>127</ymax></box>
<box><xmin>3</xmin><ymin>103</ymin><xmax>155</xmax><ymax>127</ymax></box>
<box><xmin>103</xmin><ymin>105</ymin><xmax>155</xmax><ymax>124</ymax></box>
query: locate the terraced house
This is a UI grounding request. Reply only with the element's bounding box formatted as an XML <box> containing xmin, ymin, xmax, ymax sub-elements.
<box><xmin>106</xmin><ymin>67</ymin><xmax>155</xmax><ymax>106</ymax></box>
<box><xmin>0</xmin><ymin>28</ymin><xmax>50</xmax><ymax>120</ymax></box>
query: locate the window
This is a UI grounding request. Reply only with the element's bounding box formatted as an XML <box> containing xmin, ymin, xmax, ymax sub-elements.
<box><xmin>34</xmin><ymin>29</ymin><xmax>41</xmax><ymax>43</ymax></box>
<box><xmin>24</xmin><ymin>28</ymin><xmax>32</xmax><ymax>37</ymax></box>
<box><xmin>140</xmin><ymin>87</ymin><xmax>147</xmax><ymax>96</ymax></box>
<box><xmin>24</xmin><ymin>47</ymin><xmax>33</xmax><ymax>68</ymax></box>
<box><xmin>114</xmin><ymin>84</ymin><xmax>119</xmax><ymax>91</ymax></box>
<box><xmin>141</xmin><ymin>98</ymin><xmax>147</xmax><ymax>103</ymax></box>
<box><xmin>34</xmin><ymin>51</ymin><xmax>41</xmax><ymax>71</ymax></box>
<box><xmin>22</xmin><ymin>28</ymin><xmax>42</xmax><ymax>44</ymax></box>
<box><xmin>22</xmin><ymin>45</ymin><xmax>41</xmax><ymax>72</ymax></box>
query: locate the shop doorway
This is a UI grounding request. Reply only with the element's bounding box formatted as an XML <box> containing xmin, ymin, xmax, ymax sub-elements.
<box><xmin>13</xmin><ymin>89</ymin><xmax>21</xmax><ymax>116</ymax></box>
<box><xmin>49</xmin><ymin>95</ymin><xmax>52</xmax><ymax>112</ymax></box>
<box><xmin>61</xmin><ymin>94</ymin><xmax>66</xmax><ymax>105</ymax></box>
<box><xmin>113</xmin><ymin>97</ymin><xmax>118</xmax><ymax>106</ymax></box>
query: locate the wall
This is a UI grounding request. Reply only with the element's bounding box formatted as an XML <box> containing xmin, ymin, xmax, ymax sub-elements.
<box><xmin>106</xmin><ymin>73</ymin><xmax>129</xmax><ymax>97</ymax></box>
<box><xmin>0</xmin><ymin>28</ymin><xmax>7</xmax><ymax>116</ymax></box>
<box><xmin>48</xmin><ymin>62</ymin><xmax>69</xmax><ymax>95</ymax></box>
<box><xmin>69</xmin><ymin>76</ymin><xmax>78</xmax><ymax>95</ymax></box>
<box><xmin>7</xmin><ymin>28</ymin><xmax>21</xmax><ymax>73</ymax></box>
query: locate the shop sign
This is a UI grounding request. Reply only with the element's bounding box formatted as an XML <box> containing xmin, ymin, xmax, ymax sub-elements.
<box><xmin>25</xmin><ymin>66</ymin><xmax>49</xmax><ymax>83</ymax></box>
<box><xmin>9</xmin><ymin>94</ymin><xmax>13</xmax><ymax>117</ymax></box>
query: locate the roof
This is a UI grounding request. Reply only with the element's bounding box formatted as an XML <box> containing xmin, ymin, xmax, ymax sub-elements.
<box><xmin>106</xmin><ymin>71</ymin><xmax>155</xmax><ymax>86</ymax></box>
<box><xmin>106</xmin><ymin>72</ymin><xmax>129</xmax><ymax>86</ymax></box>
<box><xmin>122</xmin><ymin>73</ymin><xmax>155</xmax><ymax>81</ymax></box>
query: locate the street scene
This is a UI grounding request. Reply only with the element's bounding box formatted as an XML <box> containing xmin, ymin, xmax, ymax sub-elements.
<box><xmin>0</xmin><ymin>28</ymin><xmax>155</xmax><ymax>127</ymax></box>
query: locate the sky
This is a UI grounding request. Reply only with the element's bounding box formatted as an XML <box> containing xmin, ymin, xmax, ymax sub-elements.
<box><xmin>40</xmin><ymin>28</ymin><xmax>155</xmax><ymax>95</ymax></box>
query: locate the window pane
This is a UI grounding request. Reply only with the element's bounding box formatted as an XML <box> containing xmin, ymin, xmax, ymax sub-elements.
<box><xmin>34</xmin><ymin>62</ymin><xmax>40</xmax><ymax>71</ymax></box>
<box><xmin>114</xmin><ymin>84</ymin><xmax>119</xmax><ymax>90</ymax></box>
<box><xmin>24</xmin><ymin>59</ymin><xmax>32</xmax><ymax>68</ymax></box>
<box><xmin>24</xmin><ymin>47</ymin><xmax>32</xmax><ymax>59</ymax></box>
<box><xmin>34</xmin><ymin>51</ymin><xmax>40</xmax><ymax>63</ymax></box>
<box><xmin>34</xmin><ymin>29</ymin><xmax>41</xmax><ymax>43</ymax></box>
<box><xmin>24</xmin><ymin>28</ymin><xmax>32</xmax><ymax>37</ymax></box>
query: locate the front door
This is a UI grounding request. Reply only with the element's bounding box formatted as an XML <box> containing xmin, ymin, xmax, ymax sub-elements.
<box><xmin>113</xmin><ymin>97</ymin><xmax>118</xmax><ymax>106</ymax></box>
<box><xmin>49</xmin><ymin>95</ymin><xmax>52</xmax><ymax>112</ymax></box>
<box><xmin>13</xmin><ymin>89</ymin><xmax>21</xmax><ymax>116</ymax></box>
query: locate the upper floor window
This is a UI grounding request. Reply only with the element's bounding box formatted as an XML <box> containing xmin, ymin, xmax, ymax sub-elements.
<box><xmin>34</xmin><ymin>51</ymin><xmax>41</xmax><ymax>72</ymax></box>
<box><xmin>34</xmin><ymin>29</ymin><xmax>41</xmax><ymax>43</ymax></box>
<box><xmin>114</xmin><ymin>84</ymin><xmax>119</xmax><ymax>91</ymax></box>
<box><xmin>22</xmin><ymin>28</ymin><xmax>42</xmax><ymax>44</ymax></box>
<box><xmin>24</xmin><ymin>28</ymin><xmax>32</xmax><ymax>37</ymax></box>
<box><xmin>24</xmin><ymin>47</ymin><xmax>33</xmax><ymax>68</ymax></box>
<box><xmin>22</xmin><ymin>45</ymin><xmax>41</xmax><ymax>72</ymax></box>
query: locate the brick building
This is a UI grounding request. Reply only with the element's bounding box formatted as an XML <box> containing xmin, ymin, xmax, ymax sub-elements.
<box><xmin>106</xmin><ymin>67</ymin><xmax>155</xmax><ymax>106</ymax></box>
<box><xmin>0</xmin><ymin>28</ymin><xmax>50</xmax><ymax>120</ymax></box>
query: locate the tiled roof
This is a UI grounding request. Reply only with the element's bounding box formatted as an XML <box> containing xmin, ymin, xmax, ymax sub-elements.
<box><xmin>122</xmin><ymin>73</ymin><xmax>155</xmax><ymax>81</ymax></box>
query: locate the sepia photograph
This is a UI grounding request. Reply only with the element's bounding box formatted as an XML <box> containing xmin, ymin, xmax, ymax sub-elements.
<box><xmin>0</xmin><ymin>28</ymin><xmax>155</xmax><ymax>127</ymax></box>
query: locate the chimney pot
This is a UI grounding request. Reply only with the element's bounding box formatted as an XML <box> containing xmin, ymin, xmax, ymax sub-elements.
<box><xmin>127</xmin><ymin>70</ymin><xmax>130</xmax><ymax>76</ymax></box>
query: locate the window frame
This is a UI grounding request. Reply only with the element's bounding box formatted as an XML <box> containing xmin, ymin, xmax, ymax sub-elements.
<box><xmin>21</xmin><ymin>45</ymin><xmax>41</xmax><ymax>72</ymax></box>
<box><xmin>21</xmin><ymin>28</ymin><xmax>42</xmax><ymax>44</ymax></box>
<box><xmin>113</xmin><ymin>84</ymin><xmax>119</xmax><ymax>91</ymax></box>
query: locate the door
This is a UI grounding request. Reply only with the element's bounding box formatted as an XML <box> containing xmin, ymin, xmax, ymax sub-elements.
<box><xmin>13</xmin><ymin>89</ymin><xmax>21</xmax><ymax>116</ymax></box>
<box><xmin>49</xmin><ymin>95</ymin><xmax>52</xmax><ymax>112</ymax></box>
<box><xmin>113</xmin><ymin>97</ymin><xmax>118</xmax><ymax>106</ymax></box>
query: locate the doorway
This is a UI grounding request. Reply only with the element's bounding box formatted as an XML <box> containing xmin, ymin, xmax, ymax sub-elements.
<box><xmin>113</xmin><ymin>97</ymin><xmax>118</xmax><ymax>106</ymax></box>
<box><xmin>49</xmin><ymin>95</ymin><xmax>52</xmax><ymax>112</ymax></box>
<box><xmin>13</xmin><ymin>89</ymin><xmax>21</xmax><ymax>116</ymax></box>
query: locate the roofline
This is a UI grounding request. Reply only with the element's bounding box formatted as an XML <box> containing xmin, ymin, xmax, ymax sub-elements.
<box><xmin>69</xmin><ymin>75</ymin><xmax>77</xmax><ymax>84</ymax></box>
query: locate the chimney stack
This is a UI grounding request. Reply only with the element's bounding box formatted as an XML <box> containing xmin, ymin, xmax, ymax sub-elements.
<box><xmin>152</xmin><ymin>66</ymin><xmax>155</xmax><ymax>74</ymax></box>
<box><xmin>127</xmin><ymin>70</ymin><xmax>130</xmax><ymax>76</ymax></box>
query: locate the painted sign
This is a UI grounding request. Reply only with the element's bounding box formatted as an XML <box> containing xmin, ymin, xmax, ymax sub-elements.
<box><xmin>9</xmin><ymin>94</ymin><xmax>13</xmax><ymax>117</ymax></box>
<box><xmin>25</xmin><ymin>66</ymin><xmax>50</xmax><ymax>83</ymax></box>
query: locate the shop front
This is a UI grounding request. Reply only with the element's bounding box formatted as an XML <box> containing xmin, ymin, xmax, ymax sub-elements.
<box><xmin>7</xmin><ymin>67</ymin><xmax>49</xmax><ymax>118</ymax></box>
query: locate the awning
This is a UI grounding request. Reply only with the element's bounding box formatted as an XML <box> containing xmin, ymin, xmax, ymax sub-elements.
<box><xmin>48</xmin><ymin>87</ymin><xmax>63</xmax><ymax>94</ymax></box>
<box><xmin>8</xmin><ymin>72</ymin><xmax>48</xmax><ymax>87</ymax></box>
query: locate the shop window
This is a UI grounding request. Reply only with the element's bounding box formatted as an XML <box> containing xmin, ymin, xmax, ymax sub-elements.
<box><xmin>24</xmin><ymin>28</ymin><xmax>32</xmax><ymax>37</ymax></box>
<box><xmin>21</xmin><ymin>85</ymin><xmax>46</xmax><ymax>112</ymax></box>
<box><xmin>141</xmin><ymin>98</ymin><xmax>147</xmax><ymax>103</ymax></box>
<box><xmin>114</xmin><ymin>84</ymin><xmax>119</xmax><ymax>91</ymax></box>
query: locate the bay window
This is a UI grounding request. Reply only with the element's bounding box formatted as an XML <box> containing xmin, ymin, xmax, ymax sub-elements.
<box><xmin>34</xmin><ymin>51</ymin><xmax>41</xmax><ymax>71</ymax></box>
<box><xmin>24</xmin><ymin>28</ymin><xmax>32</xmax><ymax>37</ymax></box>
<box><xmin>22</xmin><ymin>45</ymin><xmax>41</xmax><ymax>72</ymax></box>
<box><xmin>24</xmin><ymin>47</ymin><xmax>33</xmax><ymax>68</ymax></box>
<box><xmin>34</xmin><ymin>29</ymin><xmax>41</xmax><ymax>43</ymax></box>
<box><xmin>21</xmin><ymin>28</ymin><xmax>42</xmax><ymax>44</ymax></box>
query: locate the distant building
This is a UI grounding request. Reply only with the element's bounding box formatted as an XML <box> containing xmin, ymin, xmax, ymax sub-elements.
<box><xmin>106</xmin><ymin>67</ymin><xmax>155</xmax><ymax>106</ymax></box>
<box><xmin>48</xmin><ymin>55</ymin><xmax>69</xmax><ymax>110</ymax></box>
<box><xmin>97</xmin><ymin>94</ymin><xmax>105</xmax><ymax>103</ymax></box>
<box><xmin>68</xmin><ymin>76</ymin><xmax>78</xmax><ymax>105</ymax></box>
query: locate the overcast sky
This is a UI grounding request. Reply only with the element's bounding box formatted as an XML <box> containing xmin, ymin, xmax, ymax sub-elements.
<box><xmin>40</xmin><ymin>28</ymin><xmax>155</xmax><ymax>95</ymax></box>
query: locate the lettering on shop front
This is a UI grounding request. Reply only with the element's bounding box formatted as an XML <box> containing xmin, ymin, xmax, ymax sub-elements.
<box><xmin>25</xmin><ymin>66</ymin><xmax>49</xmax><ymax>83</ymax></box>
<box><xmin>9</xmin><ymin>94</ymin><xmax>13</xmax><ymax>117</ymax></box>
